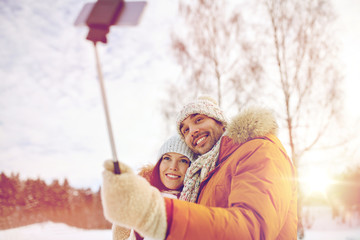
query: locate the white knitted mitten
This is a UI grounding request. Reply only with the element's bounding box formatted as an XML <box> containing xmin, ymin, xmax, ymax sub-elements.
<box><xmin>101</xmin><ymin>160</ymin><xmax>167</xmax><ymax>240</ymax></box>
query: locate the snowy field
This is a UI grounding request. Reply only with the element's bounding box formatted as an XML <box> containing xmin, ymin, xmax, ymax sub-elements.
<box><xmin>0</xmin><ymin>221</ymin><xmax>359</xmax><ymax>240</ymax></box>
<box><xmin>300</xmin><ymin>206</ymin><xmax>360</xmax><ymax>240</ymax></box>
<box><xmin>0</xmin><ymin>222</ymin><xmax>112</xmax><ymax>240</ymax></box>
<box><xmin>1</xmin><ymin>206</ymin><xmax>360</xmax><ymax>240</ymax></box>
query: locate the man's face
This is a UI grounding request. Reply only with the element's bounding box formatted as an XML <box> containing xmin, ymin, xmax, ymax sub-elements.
<box><xmin>180</xmin><ymin>114</ymin><xmax>225</xmax><ymax>155</ymax></box>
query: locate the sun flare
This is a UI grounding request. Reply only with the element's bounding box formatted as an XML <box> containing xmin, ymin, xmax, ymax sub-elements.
<box><xmin>300</xmin><ymin>169</ymin><xmax>333</xmax><ymax>196</ymax></box>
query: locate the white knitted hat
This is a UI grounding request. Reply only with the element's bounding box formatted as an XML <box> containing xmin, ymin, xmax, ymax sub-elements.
<box><xmin>158</xmin><ymin>135</ymin><xmax>195</xmax><ymax>162</ymax></box>
<box><xmin>176</xmin><ymin>96</ymin><xmax>227</xmax><ymax>137</ymax></box>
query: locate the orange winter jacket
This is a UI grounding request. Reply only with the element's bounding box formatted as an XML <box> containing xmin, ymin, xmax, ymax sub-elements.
<box><xmin>165</xmin><ymin>108</ymin><xmax>298</xmax><ymax>240</ymax></box>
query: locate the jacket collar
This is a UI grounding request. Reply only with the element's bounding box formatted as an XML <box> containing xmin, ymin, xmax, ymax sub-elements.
<box><xmin>223</xmin><ymin>107</ymin><xmax>278</xmax><ymax>144</ymax></box>
<box><xmin>217</xmin><ymin>107</ymin><xmax>279</xmax><ymax>164</ymax></box>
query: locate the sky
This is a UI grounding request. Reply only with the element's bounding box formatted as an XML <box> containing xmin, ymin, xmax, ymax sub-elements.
<box><xmin>0</xmin><ymin>0</ymin><xmax>360</xmax><ymax>191</ymax></box>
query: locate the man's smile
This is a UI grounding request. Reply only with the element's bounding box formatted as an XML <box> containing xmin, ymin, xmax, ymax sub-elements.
<box><xmin>193</xmin><ymin>133</ymin><xmax>208</xmax><ymax>147</ymax></box>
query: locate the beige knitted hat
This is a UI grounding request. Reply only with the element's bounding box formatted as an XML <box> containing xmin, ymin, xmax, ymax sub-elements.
<box><xmin>158</xmin><ymin>135</ymin><xmax>195</xmax><ymax>162</ymax></box>
<box><xmin>176</xmin><ymin>96</ymin><xmax>227</xmax><ymax>137</ymax></box>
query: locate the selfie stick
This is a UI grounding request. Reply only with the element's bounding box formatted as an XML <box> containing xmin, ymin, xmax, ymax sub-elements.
<box><xmin>74</xmin><ymin>0</ymin><xmax>147</xmax><ymax>174</ymax></box>
<box><xmin>93</xmin><ymin>43</ymin><xmax>121</xmax><ymax>174</ymax></box>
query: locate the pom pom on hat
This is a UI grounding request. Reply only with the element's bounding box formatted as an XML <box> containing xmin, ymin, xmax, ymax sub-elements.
<box><xmin>176</xmin><ymin>96</ymin><xmax>227</xmax><ymax>137</ymax></box>
<box><xmin>158</xmin><ymin>135</ymin><xmax>195</xmax><ymax>162</ymax></box>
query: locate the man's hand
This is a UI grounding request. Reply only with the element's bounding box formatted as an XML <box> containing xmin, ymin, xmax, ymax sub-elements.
<box><xmin>101</xmin><ymin>160</ymin><xmax>167</xmax><ymax>239</ymax></box>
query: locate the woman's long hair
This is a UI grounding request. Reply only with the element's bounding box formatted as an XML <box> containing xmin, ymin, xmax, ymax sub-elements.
<box><xmin>149</xmin><ymin>157</ymin><xmax>169</xmax><ymax>191</ymax></box>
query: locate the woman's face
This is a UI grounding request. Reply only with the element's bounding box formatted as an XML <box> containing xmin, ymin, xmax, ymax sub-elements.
<box><xmin>159</xmin><ymin>152</ymin><xmax>190</xmax><ymax>190</ymax></box>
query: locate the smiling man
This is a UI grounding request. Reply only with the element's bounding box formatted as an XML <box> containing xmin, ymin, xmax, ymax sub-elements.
<box><xmin>180</xmin><ymin>113</ymin><xmax>225</xmax><ymax>155</ymax></box>
<box><xmin>101</xmin><ymin>96</ymin><xmax>298</xmax><ymax>240</ymax></box>
<box><xmin>166</xmin><ymin>96</ymin><xmax>298</xmax><ymax>239</ymax></box>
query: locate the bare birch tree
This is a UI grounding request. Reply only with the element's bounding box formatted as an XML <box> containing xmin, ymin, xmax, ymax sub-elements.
<box><xmin>260</xmin><ymin>0</ymin><xmax>344</xmax><ymax>238</ymax></box>
<box><xmin>164</xmin><ymin>0</ymin><xmax>344</xmax><ymax>238</ymax></box>
<box><xmin>162</xmin><ymin>0</ymin><xmax>264</xmax><ymax>129</ymax></box>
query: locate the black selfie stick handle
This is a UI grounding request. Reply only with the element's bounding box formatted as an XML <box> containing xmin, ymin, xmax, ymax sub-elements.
<box><xmin>113</xmin><ymin>161</ymin><xmax>121</xmax><ymax>174</ymax></box>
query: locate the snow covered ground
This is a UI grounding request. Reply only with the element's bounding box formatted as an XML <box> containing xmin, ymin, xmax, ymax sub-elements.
<box><xmin>0</xmin><ymin>221</ymin><xmax>359</xmax><ymax>240</ymax></box>
<box><xmin>301</xmin><ymin>206</ymin><xmax>360</xmax><ymax>240</ymax></box>
<box><xmin>1</xmin><ymin>207</ymin><xmax>360</xmax><ymax>240</ymax></box>
<box><xmin>0</xmin><ymin>222</ymin><xmax>112</xmax><ymax>240</ymax></box>
<box><xmin>304</xmin><ymin>229</ymin><xmax>360</xmax><ymax>240</ymax></box>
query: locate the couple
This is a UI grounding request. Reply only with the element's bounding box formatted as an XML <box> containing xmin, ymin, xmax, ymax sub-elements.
<box><xmin>101</xmin><ymin>96</ymin><xmax>298</xmax><ymax>240</ymax></box>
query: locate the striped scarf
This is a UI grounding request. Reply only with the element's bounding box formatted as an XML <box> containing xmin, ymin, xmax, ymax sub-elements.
<box><xmin>179</xmin><ymin>137</ymin><xmax>222</xmax><ymax>203</ymax></box>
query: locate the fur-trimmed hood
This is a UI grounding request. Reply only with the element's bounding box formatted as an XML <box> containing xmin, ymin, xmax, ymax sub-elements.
<box><xmin>138</xmin><ymin>164</ymin><xmax>154</xmax><ymax>183</ymax></box>
<box><xmin>224</xmin><ymin>107</ymin><xmax>278</xmax><ymax>144</ymax></box>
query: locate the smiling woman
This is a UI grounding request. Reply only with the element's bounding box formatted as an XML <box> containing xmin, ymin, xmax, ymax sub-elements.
<box><xmin>148</xmin><ymin>135</ymin><xmax>194</xmax><ymax>195</ymax></box>
<box><xmin>159</xmin><ymin>152</ymin><xmax>190</xmax><ymax>190</ymax></box>
<box><xmin>110</xmin><ymin>135</ymin><xmax>194</xmax><ymax>240</ymax></box>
